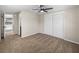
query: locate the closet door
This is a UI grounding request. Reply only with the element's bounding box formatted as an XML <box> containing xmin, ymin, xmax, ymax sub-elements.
<box><xmin>44</xmin><ymin>14</ymin><xmax>52</xmax><ymax>35</ymax></box>
<box><xmin>52</xmin><ymin>12</ymin><xmax>64</xmax><ymax>38</ymax></box>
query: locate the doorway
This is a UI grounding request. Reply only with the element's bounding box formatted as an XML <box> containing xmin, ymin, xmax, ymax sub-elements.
<box><xmin>1</xmin><ymin>13</ymin><xmax>21</xmax><ymax>39</ymax></box>
<box><xmin>4</xmin><ymin>14</ymin><xmax>14</xmax><ymax>37</ymax></box>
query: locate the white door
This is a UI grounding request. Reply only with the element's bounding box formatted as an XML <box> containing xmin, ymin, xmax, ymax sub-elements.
<box><xmin>52</xmin><ymin>12</ymin><xmax>64</xmax><ymax>38</ymax></box>
<box><xmin>44</xmin><ymin>14</ymin><xmax>52</xmax><ymax>35</ymax></box>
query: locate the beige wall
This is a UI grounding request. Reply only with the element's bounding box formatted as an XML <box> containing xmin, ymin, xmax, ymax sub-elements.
<box><xmin>19</xmin><ymin>11</ymin><xmax>40</xmax><ymax>37</ymax></box>
<box><xmin>64</xmin><ymin>8</ymin><xmax>79</xmax><ymax>44</ymax></box>
<box><xmin>39</xmin><ymin>15</ymin><xmax>44</xmax><ymax>33</ymax></box>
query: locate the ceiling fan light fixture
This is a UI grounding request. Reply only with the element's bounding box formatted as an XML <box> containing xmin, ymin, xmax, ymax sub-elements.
<box><xmin>32</xmin><ymin>5</ymin><xmax>53</xmax><ymax>13</ymax></box>
<box><xmin>40</xmin><ymin>10</ymin><xmax>44</xmax><ymax>12</ymax></box>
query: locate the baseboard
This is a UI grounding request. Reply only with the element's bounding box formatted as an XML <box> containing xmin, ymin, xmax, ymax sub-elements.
<box><xmin>21</xmin><ymin>33</ymin><xmax>39</xmax><ymax>38</ymax></box>
<box><xmin>64</xmin><ymin>38</ymin><xmax>79</xmax><ymax>45</ymax></box>
<box><xmin>41</xmin><ymin>33</ymin><xmax>79</xmax><ymax>45</ymax></box>
<box><xmin>41</xmin><ymin>33</ymin><xmax>64</xmax><ymax>39</ymax></box>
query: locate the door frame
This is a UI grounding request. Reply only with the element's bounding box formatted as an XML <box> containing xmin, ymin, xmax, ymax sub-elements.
<box><xmin>1</xmin><ymin>13</ymin><xmax>4</xmax><ymax>39</ymax></box>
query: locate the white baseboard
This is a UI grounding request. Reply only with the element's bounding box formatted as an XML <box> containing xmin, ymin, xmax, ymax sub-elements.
<box><xmin>42</xmin><ymin>32</ymin><xmax>64</xmax><ymax>39</ymax></box>
<box><xmin>21</xmin><ymin>33</ymin><xmax>39</xmax><ymax>38</ymax></box>
<box><xmin>64</xmin><ymin>38</ymin><xmax>79</xmax><ymax>45</ymax></box>
<box><xmin>41</xmin><ymin>33</ymin><xmax>79</xmax><ymax>45</ymax></box>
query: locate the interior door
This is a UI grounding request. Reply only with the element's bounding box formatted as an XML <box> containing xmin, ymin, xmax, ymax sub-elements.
<box><xmin>44</xmin><ymin>14</ymin><xmax>52</xmax><ymax>35</ymax></box>
<box><xmin>52</xmin><ymin>12</ymin><xmax>64</xmax><ymax>38</ymax></box>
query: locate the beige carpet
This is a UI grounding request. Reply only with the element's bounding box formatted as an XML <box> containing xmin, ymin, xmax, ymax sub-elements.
<box><xmin>0</xmin><ymin>33</ymin><xmax>79</xmax><ymax>53</ymax></box>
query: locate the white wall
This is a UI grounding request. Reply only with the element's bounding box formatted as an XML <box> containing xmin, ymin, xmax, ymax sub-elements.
<box><xmin>42</xmin><ymin>8</ymin><xmax>79</xmax><ymax>44</ymax></box>
<box><xmin>19</xmin><ymin>11</ymin><xmax>40</xmax><ymax>37</ymax></box>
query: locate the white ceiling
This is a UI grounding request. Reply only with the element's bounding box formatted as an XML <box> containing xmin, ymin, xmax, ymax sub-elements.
<box><xmin>0</xmin><ymin>5</ymin><xmax>79</xmax><ymax>14</ymax></box>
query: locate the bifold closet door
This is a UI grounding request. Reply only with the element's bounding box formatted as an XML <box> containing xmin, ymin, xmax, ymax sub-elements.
<box><xmin>52</xmin><ymin>12</ymin><xmax>64</xmax><ymax>39</ymax></box>
<box><xmin>44</xmin><ymin>14</ymin><xmax>53</xmax><ymax>35</ymax></box>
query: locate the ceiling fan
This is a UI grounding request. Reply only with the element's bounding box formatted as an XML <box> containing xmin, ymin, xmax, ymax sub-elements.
<box><xmin>32</xmin><ymin>5</ymin><xmax>53</xmax><ymax>13</ymax></box>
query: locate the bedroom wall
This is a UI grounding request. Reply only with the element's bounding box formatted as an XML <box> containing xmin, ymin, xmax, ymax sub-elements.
<box><xmin>39</xmin><ymin>14</ymin><xmax>44</xmax><ymax>33</ymax></box>
<box><xmin>64</xmin><ymin>8</ymin><xmax>79</xmax><ymax>44</ymax></box>
<box><xmin>19</xmin><ymin>11</ymin><xmax>40</xmax><ymax>37</ymax></box>
<box><xmin>43</xmin><ymin>8</ymin><xmax>79</xmax><ymax>44</ymax></box>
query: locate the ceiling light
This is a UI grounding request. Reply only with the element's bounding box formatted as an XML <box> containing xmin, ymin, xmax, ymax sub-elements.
<box><xmin>40</xmin><ymin>10</ymin><xmax>44</xmax><ymax>12</ymax></box>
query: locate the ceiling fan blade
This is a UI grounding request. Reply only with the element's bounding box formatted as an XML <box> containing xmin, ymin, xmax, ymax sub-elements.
<box><xmin>40</xmin><ymin>5</ymin><xmax>43</xmax><ymax>7</ymax></box>
<box><xmin>40</xmin><ymin>5</ymin><xmax>44</xmax><ymax>9</ymax></box>
<box><xmin>32</xmin><ymin>5</ymin><xmax>53</xmax><ymax>13</ymax></box>
<box><xmin>44</xmin><ymin>10</ymin><xmax>48</xmax><ymax>12</ymax></box>
<box><xmin>32</xmin><ymin>9</ymin><xmax>40</xmax><ymax>10</ymax></box>
<box><xmin>44</xmin><ymin>8</ymin><xmax>53</xmax><ymax>10</ymax></box>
